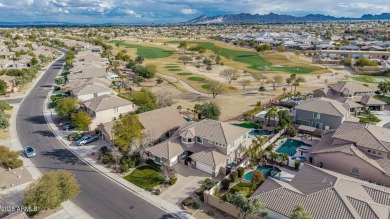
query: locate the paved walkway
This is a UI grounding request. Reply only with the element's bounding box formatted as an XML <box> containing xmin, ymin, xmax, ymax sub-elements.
<box><xmin>43</xmin><ymin>90</ymin><xmax>194</xmax><ymax>218</ymax></box>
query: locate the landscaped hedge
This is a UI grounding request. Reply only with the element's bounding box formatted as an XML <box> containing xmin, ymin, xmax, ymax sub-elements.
<box><xmin>237</xmin><ymin>167</ymin><xmax>245</xmax><ymax>178</ymax></box>
<box><xmin>229</xmin><ymin>171</ymin><xmax>238</xmax><ymax>182</ymax></box>
<box><xmin>169</xmin><ymin>178</ymin><xmax>177</xmax><ymax>185</ymax></box>
<box><xmin>221</xmin><ymin>178</ymin><xmax>230</xmax><ymax>190</ymax></box>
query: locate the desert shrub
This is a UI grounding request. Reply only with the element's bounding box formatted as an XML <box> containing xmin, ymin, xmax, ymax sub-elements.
<box><xmin>192</xmin><ymin>201</ymin><xmax>200</xmax><ymax>209</ymax></box>
<box><xmin>230</xmin><ymin>171</ymin><xmax>238</xmax><ymax>182</ymax></box>
<box><xmin>221</xmin><ymin>178</ymin><xmax>230</xmax><ymax>190</ymax></box>
<box><xmin>169</xmin><ymin>178</ymin><xmax>177</xmax><ymax>185</ymax></box>
<box><xmin>6</xmin><ymin>158</ymin><xmax>23</xmax><ymax>169</ymax></box>
<box><xmin>182</xmin><ymin>197</ymin><xmax>193</xmax><ymax>206</ymax></box>
<box><xmin>195</xmin><ymin>187</ymin><xmax>205</xmax><ymax>196</ymax></box>
<box><xmin>155</xmin><ymin>188</ymin><xmax>161</xmax><ymax>195</ymax></box>
<box><xmin>102</xmin><ymin>157</ymin><xmax>110</xmax><ymax>164</ymax></box>
<box><xmin>237</xmin><ymin>167</ymin><xmax>245</xmax><ymax>178</ymax></box>
<box><xmin>205</xmin><ymin>178</ymin><xmax>212</xmax><ymax>184</ymax></box>
<box><xmin>121</xmin><ymin>163</ymin><xmax>129</xmax><ymax>173</ymax></box>
<box><xmin>252</xmin><ymin>170</ymin><xmax>265</xmax><ymax>185</ymax></box>
<box><xmin>294</xmin><ymin>161</ymin><xmax>301</xmax><ymax>170</ymax></box>
<box><xmin>100</xmin><ymin>146</ymin><xmax>108</xmax><ymax>155</ymax></box>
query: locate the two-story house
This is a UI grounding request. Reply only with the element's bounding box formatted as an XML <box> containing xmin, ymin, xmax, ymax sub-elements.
<box><xmin>81</xmin><ymin>95</ymin><xmax>137</xmax><ymax>130</ymax></box>
<box><xmin>313</xmin><ymin>82</ymin><xmax>385</xmax><ymax>111</ymax></box>
<box><xmin>70</xmin><ymin>82</ymin><xmax>114</xmax><ymax>101</ymax></box>
<box><xmin>310</xmin><ymin>122</ymin><xmax>390</xmax><ymax>186</ymax></box>
<box><xmin>146</xmin><ymin>119</ymin><xmax>251</xmax><ymax>177</ymax></box>
<box><xmin>294</xmin><ymin>97</ymin><xmax>357</xmax><ymax>130</ymax></box>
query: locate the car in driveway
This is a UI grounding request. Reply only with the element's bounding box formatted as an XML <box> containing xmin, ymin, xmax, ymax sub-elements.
<box><xmin>77</xmin><ymin>135</ymin><xmax>99</xmax><ymax>146</ymax></box>
<box><xmin>63</xmin><ymin>123</ymin><xmax>76</xmax><ymax>130</ymax></box>
<box><xmin>25</xmin><ymin>146</ymin><xmax>36</xmax><ymax>158</ymax></box>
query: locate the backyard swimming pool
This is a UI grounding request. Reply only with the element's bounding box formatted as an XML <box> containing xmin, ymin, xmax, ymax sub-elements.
<box><xmin>276</xmin><ymin>139</ymin><xmax>310</xmax><ymax>156</ymax></box>
<box><xmin>243</xmin><ymin>165</ymin><xmax>281</xmax><ymax>181</ymax></box>
<box><xmin>249</xmin><ymin>129</ymin><xmax>272</xmax><ymax>136</ymax></box>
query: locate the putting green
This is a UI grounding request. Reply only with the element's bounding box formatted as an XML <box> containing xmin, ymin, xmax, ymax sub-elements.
<box><xmin>177</xmin><ymin>72</ymin><xmax>192</xmax><ymax>76</ymax></box>
<box><xmin>109</xmin><ymin>40</ymin><xmax>173</xmax><ymax>58</ymax></box>
<box><xmin>188</xmin><ymin>77</ymin><xmax>206</xmax><ymax>82</ymax></box>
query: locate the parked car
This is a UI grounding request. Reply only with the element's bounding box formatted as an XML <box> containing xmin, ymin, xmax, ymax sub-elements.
<box><xmin>63</xmin><ymin>123</ymin><xmax>76</xmax><ymax>130</ymax></box>
<box><xmin>68</xmin><ymin>132</ymin><xmax>84</xmax><ymax>141</ymax></box>
<box><xmin>77</xmin><ymin>135</ymin><xmax>99</xmax><ymax>146</ymax></box>
<box><xmin>25</xmin><ymin>146</ymin><xmax>36</xmax><ymax>158</ymax></box>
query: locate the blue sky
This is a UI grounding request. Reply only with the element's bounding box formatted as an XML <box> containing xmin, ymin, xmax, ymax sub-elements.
<box><xmin>0</xmin><ymin>0</ymin><xmax>388</xmax><ymax>24</ymax></box>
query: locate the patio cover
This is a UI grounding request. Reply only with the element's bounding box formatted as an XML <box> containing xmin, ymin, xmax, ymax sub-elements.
<box><xmin>298</xmin><ymin>125</ymin><xmax>317</xmax><ymax>134</ymax></box>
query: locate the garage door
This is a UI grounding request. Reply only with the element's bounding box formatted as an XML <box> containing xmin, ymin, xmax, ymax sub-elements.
<box><xmin>196</xmin><ymin>161</ymin><xmax>213</xmax><ymax>174</ymax></box>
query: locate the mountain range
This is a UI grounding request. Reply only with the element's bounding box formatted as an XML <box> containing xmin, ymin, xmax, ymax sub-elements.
<box><xmin>185</xmin><ymin>13</ymin><xmax>390</xmax><ymax>24</ymax></box>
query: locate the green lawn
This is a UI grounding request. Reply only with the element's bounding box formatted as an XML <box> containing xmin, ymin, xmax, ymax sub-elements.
<box><xmin>233</xmin><ymin>122</ymin><xmax>256</xmax><ymax>129</ymax></box>
<box><xmin>168</xmin><ymin>41</ymin><xmax>314</xmax><ymax>74</ymax></box>
<box><xmin>165</xmin><ymin>65</ymin><xmax>180</xmax><ymax>68</ymax></box>
<box><xmin>109</xmin><ymin>40</ymin><xmax>173</xmax><ymax>58</ymax></box>
<box><xmin>177</xmin><ymin>72</ymin><xmax>192</xmax><ymax>76</ymax></box>
<box><xmin>50</xmin><ymin>94</ymin><xmax>68</xmax><ymax>102</ymax></box>
<box><xmin>352</xmin><ymin>76</ymin><xmax>390</xmax><ymax>84</ymax></box>
<box><xmin>123</xmin><ymin>166</ymin><xmax>164</xmax><ymax>189</ymax></box>
<box><xmin>188</xmin><ymin>77</ymin><xmax>206</xmax><ymax>82</ymax></box>
<box><xmin>375</xmin><ymin>95</ymin><xmax>390</xmax><ymax>103</ymax></box>
<box><xmin>252</xmin><ymin>66</ymin><xmax>313</xmax><ymax>74</ymax></box>
<box><xmin>201</xmin><ymin>84</ymin><xmax>210</xmax><ymax>89</ymax></box>
<box><xmin>168</xmin><ymin>69</ymin><xmax>181</xmax><ymax>72</ymax></box>
<box><xmin>49</xmin><ymin>102</ymin><xmax>57</xmax><ymax>109</ymax></box>
<box><xmin>229</xmin><ymin>182</ymin><xmax>254</xmax><ymax>197</ymax></box>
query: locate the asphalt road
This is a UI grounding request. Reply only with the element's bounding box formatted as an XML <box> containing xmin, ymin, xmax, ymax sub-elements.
<box><xmin>16</xmin><ymin>52</ymin><xmax>170</xmax><ymax>219</ymax></box>
<box><xmin>384</xmin><ymin>122</ymin><xmax>390</xmax><ymax>129</ymax></box>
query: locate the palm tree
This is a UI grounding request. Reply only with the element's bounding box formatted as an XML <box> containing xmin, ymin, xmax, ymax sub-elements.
<box><xmin>278</xmin><ymin>153</ymin><xmax>289</xmax><ymax>166</ymax></box>
<box><xmin>247</xmin><ymin>136</ymin><xmax>268</xmax><ymax>162</ymax></box>
<box><xmin>265</xmin><ymin>107</ymin><xmax>278</xmax><ymax>126</ymax></box>
<box><xmin>270</xmin><ymin>151</ymin><xmax>278</xmax><ymax>162</ymax></box>
<box><xmin>288</xmin><ymin>74</ymin><xmax>297</xmax><ymax>93</ymax></box>
<box><xmin>177</xmin><ymin>105</ymin><xmax>182</xmax><ymax>113</ymax></box>
<box><xmin>293</xmin><ymin>81</ymin><xmax>300</xmax><ymax>94</ymax></box>
<box><xmin>282</xmin><ymin>87</ymin><xmax>287</xmax><ymax>97</ymax></box>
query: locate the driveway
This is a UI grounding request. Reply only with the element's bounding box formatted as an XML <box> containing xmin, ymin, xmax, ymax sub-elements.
<box><xmin>371</xmin><ymin>109</ymin><xmax>390</xmax><ymax>129</ymax></box>
<box><xmin>161</xmin><ymin>163</ymin><xmax>210</xmax><ymax>205</ymax></box>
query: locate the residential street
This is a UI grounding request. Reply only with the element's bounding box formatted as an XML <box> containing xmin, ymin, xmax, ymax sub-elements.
<box><xmin>15</xmin><ymin>51</ymin><xmax>169</xmax><ymax>219</ymax></box>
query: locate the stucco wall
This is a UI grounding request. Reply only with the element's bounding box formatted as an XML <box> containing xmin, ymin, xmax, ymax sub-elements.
<box><xmin>313</xmin><ymin>152</ymin><xmax>390</xmax><ymax>186</ymax></box>
<box><xmin>89</xmin><ymin>104</ymin><xmax>136</xmax><ymax>130</ymax></box>
<box><xmin>295</xmin><ymin>109</ymin><xmax>343</xmax><ymax>130</ymax></box>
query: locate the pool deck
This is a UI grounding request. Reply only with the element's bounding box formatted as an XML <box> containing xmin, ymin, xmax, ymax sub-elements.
<box><xmin>278</xmin><ymin>167</ymin><xmax>297</xmax><ymax>182</ymax></box>
<box><xmin>275</xmin><ymin>136</ymin><xmax>320</xmax><ymax>160</ymax></box>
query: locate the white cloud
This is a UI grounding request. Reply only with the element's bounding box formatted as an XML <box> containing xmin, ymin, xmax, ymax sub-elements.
<box><xmin>181</xmin><ymin>8</ymin><xmax>197</xmax><ymax>15</ymax></box>
<box><xmin>124</xmin><ymin>9</ymin><xmax>141</xmax><ymax>18</ymax></box>
<box><xmin>0</xmin><ymin>3</ymin><xmax>7</xmax><ymax>8</ymax></box>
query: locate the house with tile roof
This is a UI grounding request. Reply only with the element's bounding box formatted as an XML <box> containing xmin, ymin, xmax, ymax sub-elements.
<box><xmin>146</xmin><ymin>119</ymin><xmax>251</xmax><ymax>177</ymax></box>
<box><xmin>70</xmin><ymin>82</ymin><xmax>114</xmax><ymax>101</ymax></box>
<box><xmin>314</xmin><ymin>81</ymin><xmax>386</xmax><ymax>111</ymax></box>
<box><xmin>311</xmin><ymin>121</ymin><xmax>390</xmax><ymax>186</ymax></box>
<box><xmin>67</xmin><ymin>68</ymin><xmax>107</xmax><ymax>81</ymax></box>
<box><xmin>293</xmin><ymin>97</ymin><xmax>358</xmax><ymax>130</ymax></box>
<box><xmin>250</xmin><ymin>164</ymin><xmax>390</xmax><ymax>219</ymax></box>
<box><xmin>98</xmin><ymin>106</ymin><xmax>186</xmax><ymax>144</ymax></box>
<box><xmin>81</xmin><ymin>95</ymin><xmax>137</xmax><ymax>130</ymax></box>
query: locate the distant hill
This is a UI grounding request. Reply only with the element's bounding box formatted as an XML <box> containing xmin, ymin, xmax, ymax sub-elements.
<box><xmin>185</xmin><ymin>13</ymin><xmax>390</xmax><ymax>24</ymax></box>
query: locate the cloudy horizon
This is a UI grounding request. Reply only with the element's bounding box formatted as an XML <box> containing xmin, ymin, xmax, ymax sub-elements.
<box><xmin>0</xmin><ymin>0</ymin><xmax>389</xmax><ymax>24</ymax></box>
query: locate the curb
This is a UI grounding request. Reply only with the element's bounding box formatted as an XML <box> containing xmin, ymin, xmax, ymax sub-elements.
<box><xmin>42</xmin><ymin>77</ymin><xmax>189</xmax><ymax>217</ymax></box>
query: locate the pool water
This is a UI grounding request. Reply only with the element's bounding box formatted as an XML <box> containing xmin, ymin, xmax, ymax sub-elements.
<box><xmin>249</xmin><ymin>129</ymin><xmax>272</xmax><ymax>136</ymax></box>
<box><xmin>276</xmin><ymin>139</ymin><xmax>308</xmax><ymax>156</ymax></box>
<box><xmin>243</xmin><ymin>165</ymin><xmax>281</xmax><ymax>181</ymax></box>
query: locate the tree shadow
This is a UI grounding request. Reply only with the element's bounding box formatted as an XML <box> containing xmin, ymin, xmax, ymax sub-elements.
<box><xmin>40</xmin><ymin>148</ymin><xmax>86</xmax><ymax>166</ymax></box>
<box><xmin>32</xmin><ymin>130</ymin><xmax>55</xmax><ymax>137</ymax></box>
<box><xmin>24</xmin><ymin>115</ymin><xmax>47</xmax><ymax>124</ymax></box>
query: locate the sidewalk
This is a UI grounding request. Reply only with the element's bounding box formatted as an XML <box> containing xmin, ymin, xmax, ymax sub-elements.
<box><xmin>5</xmin><ymin>53</ymin><xmax>93</xmax><ymax>219</ymax></box>
<box><xmin>43</xmin><ymin>90</ymin><xmax>195</xmax><ymax>218</ymax></box>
